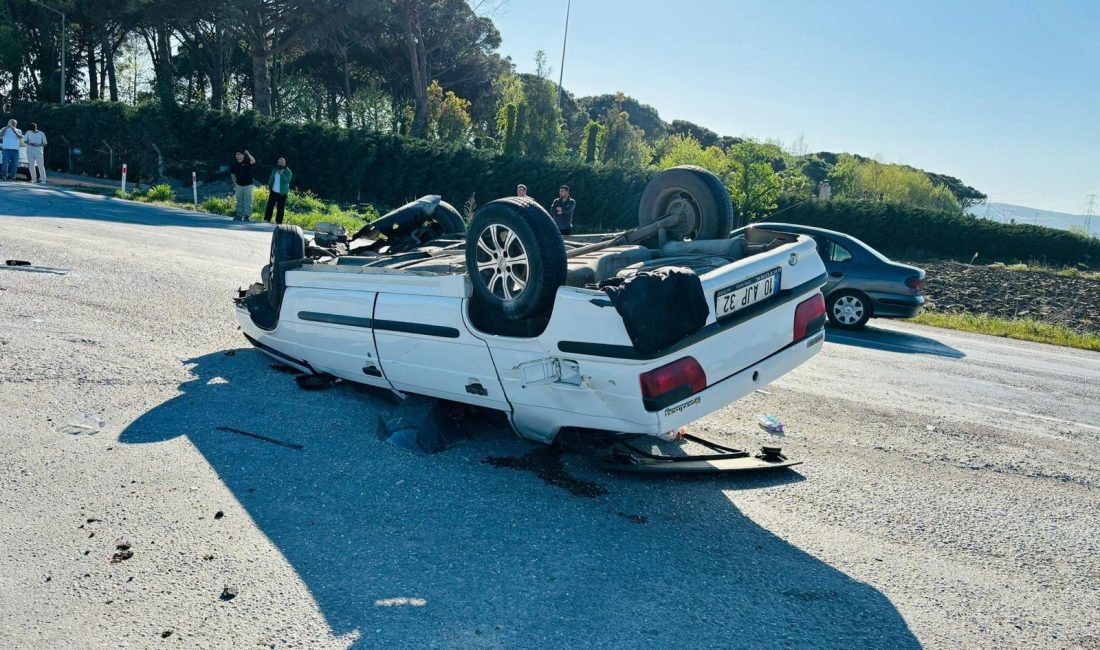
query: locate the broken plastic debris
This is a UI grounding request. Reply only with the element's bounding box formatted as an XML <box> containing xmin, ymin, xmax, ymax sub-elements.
<box><xmin>59</xmin><ymin>413</ymin><xmax>105</xmax><ymax>435</ymax></box>
<box><xmin>757</xmin><ymin>414</ymin><xmax>784</xmax><ymax>434</ymax></box>
<box><xmin>655</xmin><ymin>426</ymin><xmax>687</xmax><ymax>442</ymax></box>
<box><xmin>754</xmin><ymin>389</ymin><xmax>772</xmax><ymax>396</ymax></box>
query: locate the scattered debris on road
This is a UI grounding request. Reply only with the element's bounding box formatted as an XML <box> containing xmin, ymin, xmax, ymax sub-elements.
<box><xmin>758</xmin><ymin>414</ymin><xmax>785</xmax><ymax>434</ymax></box>
<box><xmin>59</xmin><ymin>413</ymin><xmax>105</xmax><ymax>436</ymax></box>
<box><xmin>215</xmin><ymin>426</ymin><xmax>303</xmax><ymax>450</ymax></box>
<box><xmin>110</xmin><ymin>544</ymin><xmax>133</xmax><ymax>563</ymax></box>
<box><xmin>484</xmin><ymin>448</ymin><xmax>608</xmax><ymax>498</ymax></box>
<box><xmin>378</xmin><ymin>395</ymin><xmax>468</xmax><ymax>454</ymax></box>
<box><xmin>0</xmin><ymin>261</ymin><xmax>71</xmax><ymax>275</ymax></box>
<box><xmin>294</xmin><ymin>372</ymin><xmax>339</xmax><ymax>391</ymax></box>
<box><xmin>219</xmin><ymin>586</ymin><xmax>238</xmax><ymax>601</ymax></box>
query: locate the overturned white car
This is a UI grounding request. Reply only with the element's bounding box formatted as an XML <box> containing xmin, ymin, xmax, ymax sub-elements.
<box><xmin>235</xmin><ymin>167</ymin><xmax>828</xmax><ymax>472</ymax></box>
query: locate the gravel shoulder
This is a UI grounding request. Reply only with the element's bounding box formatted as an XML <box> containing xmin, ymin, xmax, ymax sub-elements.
<box><xmin>1</xmin><ymin>185</ymin><xmax>1098</xmax><ymax>649</ymax></box>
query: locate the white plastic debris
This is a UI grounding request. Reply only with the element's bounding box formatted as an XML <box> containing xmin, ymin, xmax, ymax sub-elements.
<box><xmin>757</xmin><ymin>414</ymin><xmax>784</xmax><ymax>434</ymax></box>
<box><xmin>59</xmin><ymin>413</ymin><xmax>105</xmax><ymax>435</ymax></box>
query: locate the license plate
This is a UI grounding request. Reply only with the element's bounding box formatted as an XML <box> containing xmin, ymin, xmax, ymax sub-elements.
<box><xmin>715</xmin><ymin>268</ymin><xmax>780</xmax><ymax>319</ymax></box>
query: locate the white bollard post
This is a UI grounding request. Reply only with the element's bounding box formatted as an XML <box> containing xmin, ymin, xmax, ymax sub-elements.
<box><xmin>192</xmin><ymin>171</ymin><xmax>198</xmax><ymax>207</ymax></box>
<box><xmin>120</xmin><ymin>163</ymin><xmax>128</xmax><ymax>198</ymax></box>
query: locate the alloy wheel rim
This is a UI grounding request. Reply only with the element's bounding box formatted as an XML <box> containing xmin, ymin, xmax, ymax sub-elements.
<box><xmin>475</xmin><ymin>223</ymin><xmax>529</xmax><ymax>300</ymax></box>
<box><xmin>834</xmin><ymin>296</ymin><xmax>864</xmax><ymax>324</ymax></box>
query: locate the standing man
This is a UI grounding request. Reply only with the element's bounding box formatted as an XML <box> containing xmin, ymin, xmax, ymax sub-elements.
<box><xmin>549</xmin><ymin>184</ymin><xmax>576</xmax><ymax>236</ymax></box>
<box><xmin>230</xmin><ymin>149</ymin><xmax>256</xmax><ymax>221</ymax></box>
<box><xmin>264</xmin><ymin>157</ymin><xmax>292</xmax><ymax>224</ymax></box>
<box><xmin>23</xmin><ymin>123</ymin><xmax>48</xmax><ymax>184</ymax></box>
<box><xmin>0</xmin><ymin>119</ymin><xmax>22</xmax><ymax>181</ymax></box>
<box><xmin>516</xmin><ymin>183</ymin><xmax>528</xmax><ymax>198</ymax></box>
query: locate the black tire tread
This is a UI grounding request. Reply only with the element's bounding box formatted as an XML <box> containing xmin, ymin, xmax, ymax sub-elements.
<box><xmin>465</xmin><ymin>198</ymin><xmax>566</xmax><ymax>320</ymax></box>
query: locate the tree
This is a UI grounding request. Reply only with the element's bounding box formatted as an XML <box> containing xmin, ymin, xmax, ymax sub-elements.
<box><xmin>656</xmin><ymin>134</ymin><xmax>728</xmax><ymax>176</ymax></box>
<box><xmin>224</xmin><ymin>0</ymin><xmax>312</xmax><ymax>116</ymax></box>
<box><xmin>727</xmin><ymin>140</ymin><xmax>782</xmax><ymax>224</ymax></box>
<box><xmin>426</xmin><ymin>79</ymin><xmax>471</xmax><ymax>143</ymax></box>
<box><xmin>580</xmin><ymin>92</ymin><xmax>667</xmax><ymax>143</ymax></box>
<box><xmin>579</xmin><ymin>120</ymin><xmax>601</xmax><ymax>164</ymax></box>
<box><xmin>668</xmin><ymin>119</ymin><xmax>719</xmax><ymax>148</ymax></box>
<box><xmin>598</xmin><ymin>108</ymin><xmax>650</xmax><ymax>167</ymax></box>
<box><xmin>390</xmin><ymin>0</ymin><xmax>501</xmax><ymax>138</ymax></box>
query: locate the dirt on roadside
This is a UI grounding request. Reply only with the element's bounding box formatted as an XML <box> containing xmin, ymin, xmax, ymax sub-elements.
<box><xmin>913</xmin><ymin>260</ymin><xmax>1100</xmax><ymax>335</ymax></box>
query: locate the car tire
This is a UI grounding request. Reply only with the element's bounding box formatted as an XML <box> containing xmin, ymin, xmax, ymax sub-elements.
<box><xmin>465</xmin><ymin>198</ymin><xmax>566</xmax><ymax>321</ymax></box>
<box><xmin>637</xmin><ymin>165</ymin><xmax>734</xmax><ymax>248</ymax></box>
<box><xmin>826</xmin><ymin>290</ymin><xmax>871</xmax><ymax>329</ymax></box>
<box><xmin>268</xmin><ymin>224</ymin><xmax>306</xmax><ymax>309</ymax></box>
<box><xmin>435</xmin><ymin>201</ymin><xmax>466</xmax><ymax>234</ymax></box>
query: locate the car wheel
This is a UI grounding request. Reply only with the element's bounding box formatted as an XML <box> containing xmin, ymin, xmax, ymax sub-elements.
<box><xmin>637</xmin><ymin>165</ymin><xmax>734</xmax><ymax>248</ymax></box>
<box><xmin>827</xmin><ymin>291</ymin><xmax>871</xmax><ymax>329</ymax></box>
<box><xmin>268</xmin><ymin>225</ymin><xmax>306</xmax><ymax>309</ymax></box>
<box><xmin>465</xmin><ymin>198</ymin><xmax>566</xmax><ymax>320</ymax></box>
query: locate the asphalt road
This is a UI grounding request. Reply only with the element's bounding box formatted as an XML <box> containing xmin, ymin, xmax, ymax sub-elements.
<box><xmin>1</xmin><ymin>184</ymin><xmax>1098</xmax><ymax>649</ymax></box>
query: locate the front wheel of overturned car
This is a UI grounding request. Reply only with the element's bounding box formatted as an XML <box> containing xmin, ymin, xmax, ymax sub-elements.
<box><xmin>267</xmin><ymin>224</ymin><xmax>306</xmax><ymax>308</ymax></box>
<box><xmin>465</xmin><ymin>198</ymin><xmax>566</xmax><ymax>321</ymax></box>
<box><xmin>826</xmin><ymin>290</ymin><xmax>871</xmax><ymax>329</ymax></box>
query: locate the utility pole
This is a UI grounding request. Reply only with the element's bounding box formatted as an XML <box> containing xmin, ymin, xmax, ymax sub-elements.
<box><xmin>32</xmin><ymin>0</ymin><xmax>66</xmax><ymax>105</ymax></box>
<box><xmin>557</xmin><ymin>0</ymin><xmax>571</xmax><ymax>109</ymax></box>
<box><xmin>1086</xmin><ymin>193</ymin><xmax>1097</xmax><ymax>235</ymax></box>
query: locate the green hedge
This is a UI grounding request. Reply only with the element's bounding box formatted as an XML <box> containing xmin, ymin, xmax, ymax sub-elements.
<box><xmin>8</xmin><ymin>100</ymin><xmax>651</xmax><ymax>231</ymax></box>
<box><xmin>766</xmin><ymin>199</ymin><xmax>1100</xmax><ymax>269</ymax></box>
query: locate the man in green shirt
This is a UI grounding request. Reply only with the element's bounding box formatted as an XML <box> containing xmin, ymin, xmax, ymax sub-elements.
<box><xmin>264</xmin><ymin>157</ymin><xmax>292</xmax><ymax>224</ymax></box>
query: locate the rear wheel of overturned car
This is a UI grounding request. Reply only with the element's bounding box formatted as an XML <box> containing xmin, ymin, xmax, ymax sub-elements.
<box><xmin>465</xmin><ymin>198</ymin><xmax>566</xmax><ymax>320</ymax></box>
<box><xmin>637</xmin><ymin>165</ymin><xmax>734</xmax><ymax>248</ymax></box>
<box><xmin>826</xmin><ymin>290</ymin><xmax>871</xmax><ymax>329</ymax></box>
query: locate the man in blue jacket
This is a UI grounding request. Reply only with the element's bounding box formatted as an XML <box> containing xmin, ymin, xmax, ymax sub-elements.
<box><xmin>264</xmin><ymin>157</ymin><xmax>292</xmax><ymax>224</ymax></box>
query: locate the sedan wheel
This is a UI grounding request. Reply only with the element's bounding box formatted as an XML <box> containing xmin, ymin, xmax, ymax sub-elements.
<box><xmin>827</xmin><ymin>292</ymin><xmax>871</xmax><ymax>329</ymax></box>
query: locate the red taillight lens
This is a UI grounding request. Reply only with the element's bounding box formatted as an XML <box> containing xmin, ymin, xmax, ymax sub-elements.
<box><xmin>906</xmin><ymin>276</ymin><xmax>925</xmax><ymax>292</ymax></box>
<box><xmin>793</xmin><ymin>293</ymin><xmax>826</xmax><ymax>340</ymax></box>
<box><xmin>639</xmin><ymin>357</ymin><xmax>707</xmax><ymax>404</ymax></box>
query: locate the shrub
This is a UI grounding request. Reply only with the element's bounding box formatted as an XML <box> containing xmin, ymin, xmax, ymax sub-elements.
<box><xmin>145</xmin><ymin>184</ymin><xmax>176</xmax><ymax>202</ymax></box>
<box><xmin>200</xmin><ymin>196</ymin><xmax>235</xmax><ymax>216</ymax></box>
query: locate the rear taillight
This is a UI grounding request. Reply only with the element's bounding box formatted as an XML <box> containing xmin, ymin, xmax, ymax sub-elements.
<box><xmin>906</xmin><ymin>276</ymin><xmax>925</xmax><ymax>292</ymax></box>
<box><xmin>793</xmin><ymin>293</ymin><xmax>826</xmax><ymax>340</ymax></box>
<box><xmin>640</xmin><ymin>356</ymin><xmax>707</xmax><ymax>410</ymax></box>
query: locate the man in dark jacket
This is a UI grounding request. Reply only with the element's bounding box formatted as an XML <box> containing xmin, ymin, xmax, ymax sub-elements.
<box><xmin>549</xmin><ymin>184</ymin><xmax>576</xmax><ymax>236</ymax></box>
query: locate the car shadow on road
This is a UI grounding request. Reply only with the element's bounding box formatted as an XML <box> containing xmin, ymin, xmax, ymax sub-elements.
<box><xmin>120</xmin><ymin>348</ymin><xmax>920</xmax><ymax>649</ymax></box>
<box><xmin>826</xmin><ymin>324</ymin><xmax>966</xmax><ymax>359</ymax></box>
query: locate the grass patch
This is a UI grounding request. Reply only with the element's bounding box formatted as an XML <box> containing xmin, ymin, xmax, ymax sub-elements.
<box><xmin>907</xmin><ymin>312</ymin><xmax>1100</xmax><ymax>352</ymax></box>
<box><xmin>986</xmin><ymin>261</ymin><xmax>1100</xmax><ymax>281</ymax></box>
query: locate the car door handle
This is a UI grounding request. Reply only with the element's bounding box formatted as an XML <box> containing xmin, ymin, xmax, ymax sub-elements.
<box><xmin>829</xmin><ymin>271</ymin><xmax>844</xmax><ymax>278</ymax></box>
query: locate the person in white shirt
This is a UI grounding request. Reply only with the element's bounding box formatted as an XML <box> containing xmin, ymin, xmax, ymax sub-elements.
<box><xmin>23</xmin><ymin>123</ymin><xmax>47</xmax><ymax>184</ymax></box>
<box><xmin>0</xmin><ymin>119</ymin><xmax>22</xmax><ymax>181</ymax></box>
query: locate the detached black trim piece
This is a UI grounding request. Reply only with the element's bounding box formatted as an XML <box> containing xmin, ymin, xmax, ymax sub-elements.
<box><xmin>559</xmin><ymin>272</ymin><xmax>828</xmax><ymax>360</ymax></box>
<box><xmin>373</xmin><ymin>319</ymin><xmax>461</xmax><ymax>339</ymax></box>
<box><xmin>243</xmin><ymin>333</ymin><xmax>315</xmax><ymax>372</ymax></box>
<box><xmin>298</xmin><ymin>311</ymin><xmax>373</xmax><ymax>328</ymax></box>
<box><xmin>296</xmin><ymin>311</ymin><xmax>461</xmax><ymax>339</ymax></box>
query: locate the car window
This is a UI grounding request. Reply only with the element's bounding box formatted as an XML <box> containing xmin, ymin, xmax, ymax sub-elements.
<box><xmin>829</xmin><ymin>241</ymin><xmax>854</xmax><ymax>263</ymax></box>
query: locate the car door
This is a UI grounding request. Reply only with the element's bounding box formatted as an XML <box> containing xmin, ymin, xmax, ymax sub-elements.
<box><xmin>373</xmin><ymin>292</ymin><xmax>510</xmax><ymax>410</ymax></box>
<box><xmin>278</xmin><ymin>288</ymin><xmax>392</xmax><ymax>389</ymax></box>
<box><xmin>814</xmin><ymin>237</ymin><xmax>855</xmax><ymax>294</ymax></box>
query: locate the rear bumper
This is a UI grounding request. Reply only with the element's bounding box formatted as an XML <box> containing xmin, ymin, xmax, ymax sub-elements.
<box><xmin>657</xmin><ymin>327</ymin><xmax>824</xmax><ymax>432</ymax></box>
<box><xmin>869</xmin><ymin>293</ymin><xmax>924</xmax><ymax>319</ymax></box>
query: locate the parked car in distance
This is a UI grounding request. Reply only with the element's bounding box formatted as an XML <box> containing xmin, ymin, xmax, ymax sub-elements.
<box><xmin>732</xmin><ymin>223</ymin><xmax>925</xmax><ymax>329</ymax></box>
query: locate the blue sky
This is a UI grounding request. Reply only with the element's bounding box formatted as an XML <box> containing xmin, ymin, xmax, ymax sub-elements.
<box><xmin>489</xmin><ymin>0</ymin><xmax>1100</xmax><ymax>214</ymax></box>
